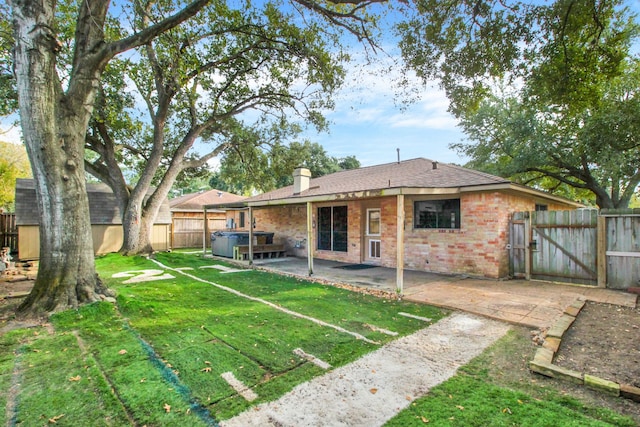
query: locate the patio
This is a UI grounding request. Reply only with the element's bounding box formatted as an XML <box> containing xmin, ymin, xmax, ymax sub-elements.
<box><xmin>246</xmin><ymin>257</ymin><xmax>637</xmax><ymax>329</ymax></box>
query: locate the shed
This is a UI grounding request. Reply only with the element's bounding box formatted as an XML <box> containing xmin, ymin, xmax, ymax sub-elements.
<box><xmin>15</xmin><ymin>178</ymin><xmax>171</xmax><ymax>260</ymax></box>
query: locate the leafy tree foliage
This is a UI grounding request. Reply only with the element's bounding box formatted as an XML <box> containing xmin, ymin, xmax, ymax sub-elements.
<box><xmin>398</xmin><ymin>0</ymin><xmax>640</xmax><ymax>208</ymax></box>
<box><xmin>0</xmin><ymin>140</ymin><xmax>31</xmax><ymax>211</ymax></box>
<box><xmin>218</xmin><ymin>139</ymin><xmax>361</xmax><ymax>193</ymax></box>
<box><xmin>82</xmin><ymin>0</ymin><xmax>376</xmax><ymax>254</ymax></box>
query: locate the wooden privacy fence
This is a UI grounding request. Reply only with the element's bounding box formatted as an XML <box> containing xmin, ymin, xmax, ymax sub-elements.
<box><xmin>0</xmin><ymin>213</ymin><xmax>17</xmax><ymax>254</ymax></box>
<box><xmin>171</xmin><ymin>216</ymin><xmax>226</xmax><ymax>249</ymax></box>
<box><xmin>510</xmin><ymin>209</ymin><xmax>640</xmax><ymax>290</ymax></box>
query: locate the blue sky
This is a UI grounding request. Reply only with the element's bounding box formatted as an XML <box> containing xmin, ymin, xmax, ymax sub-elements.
<box><xmin>301</xmin><ymin>46</ymin><xmax>466</xmax><ymax>167</ymax></box>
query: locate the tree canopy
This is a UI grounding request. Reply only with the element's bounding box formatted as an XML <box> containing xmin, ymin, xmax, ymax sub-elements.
<box><xmin>81</xmin><ymin>0</ymin><xmax>376</xmax><ymax>254</ymax></box>
<box><xmin>217</xmin><ymin>139</ymin><xmax>361</xmax><ymax>194</ymax></box>
<box><xmin>5</xmin><ymin>0</ymin><xmax>389</xmax><ymax>316</ymax></box>
<box><xmin>397</xmin><ymin>0</ymin><xmax>640</xmax><ymax>208</ymax></box>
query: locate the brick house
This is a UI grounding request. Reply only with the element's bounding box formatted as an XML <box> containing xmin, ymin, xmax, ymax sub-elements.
<box><xmin>207</xmin><ymin>158</ymin><xmax>581</xmax><ymax>281</ymax></box>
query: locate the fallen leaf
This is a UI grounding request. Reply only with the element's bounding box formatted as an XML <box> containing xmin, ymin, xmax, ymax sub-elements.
<box><xmin>140</xmin><ymin>378</ymin><xmax>146</xmax><ymax>383</ymax></box>
<box><xmin>204</xmin><ymin>361</ymin><xmax>211</xmax><ymax>365</ymax></box>
<box><xmin>502</xmin><ymin>407</ymin><xmax>512</xmax><ymax>414</ymax></box>
<box><xmin>420</xmin><ymin>416</ymin><xmax>429</xmax><ymax>423</ymax></box>
<box><xmin>118</xmin><ymin>349</ymin><xmax>127</xmax><ymax>355</ymax></box>
<box><xmin>48</xmin><ymin>414</ymin><xmax>65</xmax><ymax>423</ymax></box>
<box><xmin>163</xmin><ymin>403</ymin><xmax>171</xmax><ymax>413</ymax></box>
<box><xmin>456</xmin><ymin>405</ymin><xmax>464</xmax><ymax>411</ymax></box>
<box><xmin>68</xmin><ymin>375</ymin><xmax>81</xmax><ymax>382</ymax></box>
<box><xmin>201</xmin><ymin>367</ymin><xmax>212</xmax><ymax>373</ymax></box>
<box><xmin>370</xmin><ymin>388</ymin><xmax>378</xmax><ymax>394</ymax></box>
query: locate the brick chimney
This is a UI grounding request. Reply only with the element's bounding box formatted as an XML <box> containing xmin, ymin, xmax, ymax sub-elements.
<box><xmin>293</xmin><ymin>167</ymin><xmax>311</xmax><ymax>194</ymax></box>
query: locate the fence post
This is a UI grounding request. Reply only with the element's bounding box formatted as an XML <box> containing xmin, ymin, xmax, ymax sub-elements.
<box><xmin>597</xmin><ymin>214</ymin><xmax>607</xmax><ymax>288</ymax></box>
<box><xmin>524</xmin><ymin>211</ymin><xmax>531</xmax><ymax>280</ymax></box>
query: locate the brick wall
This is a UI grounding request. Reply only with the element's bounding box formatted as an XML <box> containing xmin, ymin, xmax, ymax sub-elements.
<box><xmin>403</xmin><ymin>192</ymin><xmax>550</xmax><ymax>278</ymax></box>
<box><xmin>225</xmin><ymin>191</ymin><xmax>573</xmax><ymax>278</ymax></box>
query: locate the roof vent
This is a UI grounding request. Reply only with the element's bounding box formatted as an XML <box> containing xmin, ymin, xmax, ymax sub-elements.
<box><xmin>432</xmin><ymin>161</ymin><xmax>438</xmax><ymax>170</ymax></box>
<box><xmin>293</xmin><ymin>167</ymin><xmax>311</xmax><ymax>194</ymax></box>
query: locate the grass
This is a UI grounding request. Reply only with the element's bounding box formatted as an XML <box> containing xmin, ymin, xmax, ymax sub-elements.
<box><xmin>1</xmin><ymin>252</ymin><xmax>445</xmax><ymax>425</ymax></box>
<box><xmin>1</xmin><ymin>251</ymin><xmax>636</xmax><ymax>426</ymax></box>
<box><xmin>386</xmin><ymin>330</ymin><xmax>636</xmax><ymax>427</ymax></box>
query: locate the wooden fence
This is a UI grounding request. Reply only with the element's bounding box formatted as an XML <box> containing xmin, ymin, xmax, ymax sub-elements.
<box><xmin>171</xmin><ymin>216</ymin><xmax>226</xmax><ymax>249</ymax></box>
<box><xmin>510</xmin><ymin>209</ymin><xmax>640</xmax><ymax>290</ymax></box>
<box><xmin>0</xmin><ymin>213</ymin><xmax>17</xmax><ymax>254</ymax></box>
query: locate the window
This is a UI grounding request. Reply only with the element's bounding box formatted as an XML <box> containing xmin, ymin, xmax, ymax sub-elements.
<box><xmin>317</xmin><ymin>206</ymin><xmax>348</xmax><ymax>252</ymax></box>
<box><xmin>369</xmin><ymin>240</ymin><xmax>381</xmax><ymax>259</ymax></box>
<box><xmin>366</xmin><ymin>209</ymin><xmax>380</xmax><ymax>235</ymax></box>
<box><xmin>414</xmin><ymin>199</ymin><xmax>460</xmax><ymax>229</ymax></box>
<box><xmin>535</xmin><ymin>204</ymin><xmax>548</xmax><ymax>212</ymax></box>
<box><xmin>239</xmin><ymin>211</ymin><xmax>246</xmax><ymax>228</ymax></box>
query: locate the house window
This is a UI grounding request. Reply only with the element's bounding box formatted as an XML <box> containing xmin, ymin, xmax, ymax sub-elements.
<box><xmin>317</xmin><ymin>206</ymin><xmax>348</xmax><ymax>252</ymax></box>
<box><xmin>369</xmin><ymin>239</ymin><xmax>381</xmax><ymax>259</ymax></box>
<box><xmin>239</xmin><ymin>211</ymin><xmax>246</xmax><ymax>228</ymax></box>
<box><xmin>414</xmin><ymin>199</ymin><xmax>461</xmax><ymax>229</ymax></box>
<box><xmin>535</xmin><ymin>204</ymin><xmax>548</xmax><ymax>211</ymax></box>
<box><xmin>366</xmin><ymin>209</ymin><xmax>380</xmax><ymax>236</ymax></box>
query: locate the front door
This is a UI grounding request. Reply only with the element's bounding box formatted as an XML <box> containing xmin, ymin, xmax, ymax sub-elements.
<box><xmin>364</xmin><ymin>208</ymin><xmax>381</xmax><ymax>264</ymax></box>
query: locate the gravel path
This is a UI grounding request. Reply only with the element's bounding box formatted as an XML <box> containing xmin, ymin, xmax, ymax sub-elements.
<box><xmin>221</xmin><ymin>313</ymin><xmax>510</xmax><ymax>427</ymax></box>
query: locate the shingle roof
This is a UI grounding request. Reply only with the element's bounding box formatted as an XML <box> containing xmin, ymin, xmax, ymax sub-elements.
<box><xmin>246</xmin><ymin>158</ymin><xmax>510</xmax><ymax>203</ymax></box>
<box><xmin>170</xmin><ymin>189</ymin><xmax>245</xmax><ymax>212</ymax></box>
<box><xmin>15</xmin><ymin>179</ymin><xmax>171</xmax><ymax>225</ymax></box>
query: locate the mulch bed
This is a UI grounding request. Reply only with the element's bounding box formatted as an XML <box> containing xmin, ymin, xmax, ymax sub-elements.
<box><xmin>553</xmin><ymin>301</ymin><xmax>640</xmax><ymax>388</ymax></box>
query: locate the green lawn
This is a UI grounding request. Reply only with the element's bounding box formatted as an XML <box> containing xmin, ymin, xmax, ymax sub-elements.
<box><xmin>1</xmin><ymin>252</ymin><xmax>444</xmax><ymax>425</ymax></box>
<box><xmin>0</xmin><ymin>252</ymin><xmax>635</xmax><ymax>426</ymax></box>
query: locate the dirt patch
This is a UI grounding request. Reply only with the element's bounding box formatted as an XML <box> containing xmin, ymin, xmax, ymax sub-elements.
<box><xmin>554</xmin><ymin>301</ymin><xmax>640</xmax><ymax>388</ymax></box>
<box><xmin>0</xmin><ymin>279</ymin><xmax>37</xmax><ymax>331</ymax></box>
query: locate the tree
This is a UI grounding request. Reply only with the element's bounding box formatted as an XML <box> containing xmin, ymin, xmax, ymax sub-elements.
<box><xmin>5</xmin><ymin>0</ymin><xmax>385</xmax><ymax>316</ymax></box>
<box><xmin>7</xmin><ymin>0</ymin><xmax>216</xmax><ymax>317</ymax></box>
<box><xmin>398</xmin><ymin>0</ymin><xmax>640</xmax><ymax>208</ymax></box>
<box><xmin>84</xmin><ymin>1</ymin><xmax>376</xmax><ymax>255</ymax></box>
<box><xmin>218</xmin><ymin>139</ymin><xmax>361</xmax><ymax>193</ymax></box>
<box><xmin>0</xmin><ymin>140</ymin><xmax>31</xmax><ymax>211</ymax></box>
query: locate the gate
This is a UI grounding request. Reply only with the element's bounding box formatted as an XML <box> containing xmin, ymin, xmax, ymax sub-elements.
<box><xmin>0</xmin><ymin>213</ymin><xmax>17</xmax><ymax>254</ymax></box>
<box><xmin>510</xmin><ymin>210</ymin><xmax>599</xmax><ymax>286</ymax></box>
<box><xmin>603</xmin><ymin>213</ymin><xmax>640</xmax><ymax>289</ymax></box>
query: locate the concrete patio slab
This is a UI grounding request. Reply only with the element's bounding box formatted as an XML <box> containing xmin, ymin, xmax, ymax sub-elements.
<box><xmin>249</xmin><ymin>257</ymin><xmax>637</xmax><ymax>329</ymax></box>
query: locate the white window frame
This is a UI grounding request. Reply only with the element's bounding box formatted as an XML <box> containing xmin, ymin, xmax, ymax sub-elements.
<box><xmin>366</xmin><ymin>208</ymin><xmax>381</xmax><ymax>236</ymax></box>
<box><xmin>369</xmin><ymin>239</ymin><xmax>381</xmax><ymax>259</ymax></box>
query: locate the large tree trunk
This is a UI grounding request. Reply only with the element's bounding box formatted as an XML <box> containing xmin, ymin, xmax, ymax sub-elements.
<box><xmin>121</xmin><ymin>201</ymin><xmax>155</xmax><ymax>255</ymax></box>
<box><xmin>11</xmin><ymin>0</ymin><xmax>111</xmax><ymax>318</ymax></box>
<box><xmin>119</xmin><ymin>173</ymin><xmax>177</xmax><ymax>256</ymax></box>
